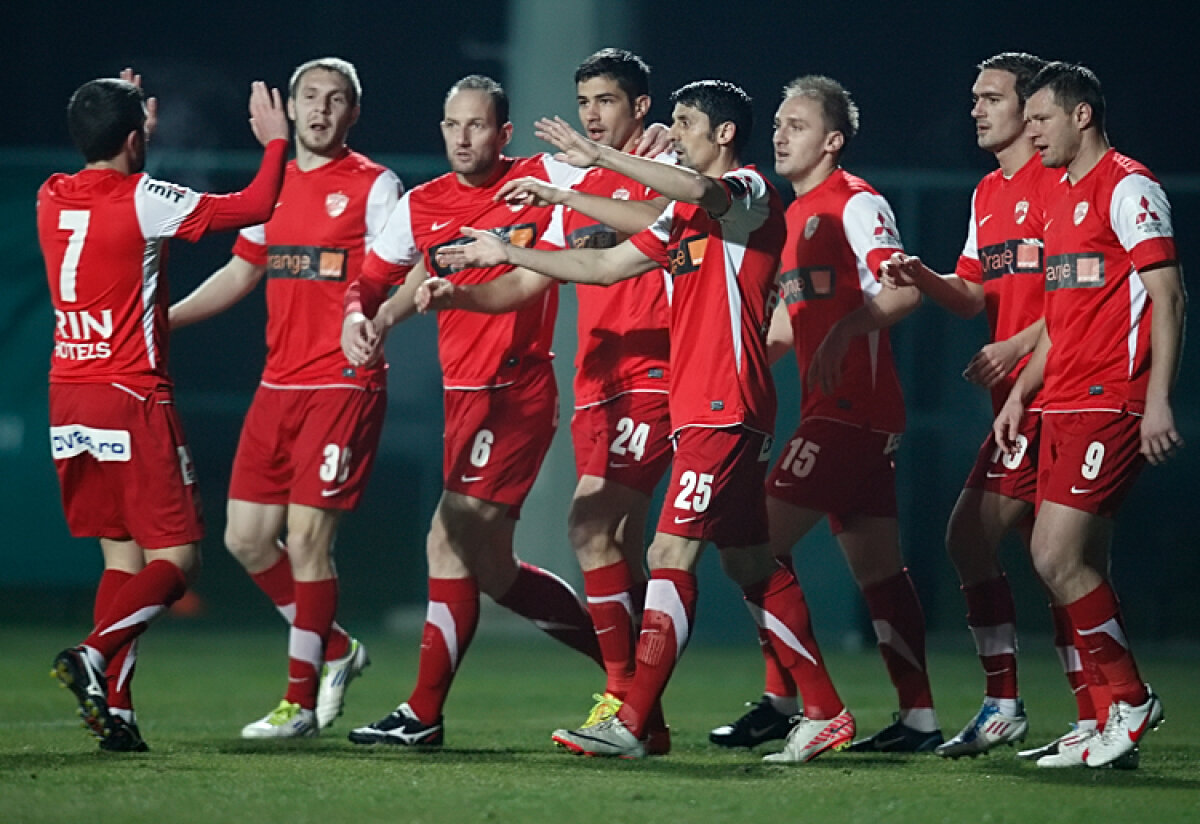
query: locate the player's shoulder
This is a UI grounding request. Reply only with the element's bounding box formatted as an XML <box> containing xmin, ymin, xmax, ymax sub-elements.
<box><xmin>1106</xmin><ymin>149</ymin><xmax>1158</xmax><ymax>184</ymax></box>
<box><xmin>339</xmin><ymin>149</ymin><xmax>392</xmax><ymax>177</ymax></box>
<box><xmin>835</xmin><ymin>168</ymin><xmax>882</xmax><ymax>198</ymax></box>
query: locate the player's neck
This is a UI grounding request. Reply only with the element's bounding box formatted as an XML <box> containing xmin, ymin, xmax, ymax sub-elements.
<box><xmin>994</xmin><ymin>140</ymin><xmax>1036</xmax><ymax>178</ymax></box>
<box><xmin>295</xmin><ymin>141</ymin><xmax>346</xmax><ymax>172</ymax></box>
<box><xmin>85</xmin><ymin>152</ymin><xmax>135</xmax><ymax>175</ymax></box>
<box><xmin>1066</xmin><ymin>134</ymin><xmax>1109</xmax><ymax>184</ymax></box>
<box><xmin>618</xmin><ymin>127</ymin><xmax>645</xmax><ymax>155</ymax></box>
<box><xmin>789</xmin><ymin>161</ymin><xmax>837</xmax><ymax>197</ymax></box>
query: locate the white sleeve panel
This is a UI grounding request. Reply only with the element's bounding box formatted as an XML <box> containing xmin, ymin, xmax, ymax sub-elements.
<box><xmin>1110</xmin><ymin>173</ymin><xmax>1174</xmax><ymax>253</ymax></box>
<box><xmin>960</xmin><ymin>188</ymin><xmax>980</xmax><ymax>261</ymax></box>
<box><xmin>716</xmin><ymin>168</ymin><xmax>770</xmax><ymax>235</ymax></box>
<box><xmin>365</xmin><ymin>168</ymin><xmax>404</xmax><ymax>248</ymax></box>
<box><xmin>541</xmin><ymin>154</ymin><xmax>588</xmax><ymax>188</ymax></box>
<box><xmin>367</xmin><ymin>191</ymin><xmax>419</xmax><ymax>265</ymax></box>
<box><xmin>647</xmin><ymin>201</ymin><xmax>677</xmax><ymax>244</ymax></box>
<box><xmin>843</xmin><ymin>190</ymin><xmax>905</xmax><ymax>264</ymax></box>
<box><xmin>239</xmin><ymin>222</ymin><xmax>266</xmax><ymax>246</ymax></box>
<box><xmin>134</xmin><ymin>175</ymin><xmax>204</xmax><ymax>239</ymax></box>
<box><xmin>541</xmin><ymin>204</ymin><xmax>567</xmax><ymax>249</ymax></box>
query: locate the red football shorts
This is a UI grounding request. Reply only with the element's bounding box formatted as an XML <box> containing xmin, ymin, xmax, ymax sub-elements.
<box><xmin>443</xmin><ymin>362</ymin><xmax>557</xmax><ymax>515</ymax></box>
<box><xmin>49</xmin><ymin>382</ymin><xmax>203</xmax><ymax>549</ymax></box>
<box><xmin>1037</xmin><ymin>410</ymin><xmax>1144</xmax><ymax>517</ymax></box>
<box><xmin>571</xmin><ymin>391</ymin><xmax>672</xmax><ymax>495</ymax></box>
<box><xmin>229</xmin><ymin>384</ymin><xmax>386</xmax><ymax>511</ymax></box>
<box><xmin>657</xmin><ymin>425</ymin><xmax>772</xmax><ymax>548</ymax></box>
<box><xmin>765</xmin><ymin>417</ymin><xmax>900</xmax><ymax>534</ymax></box>
<box><xmin>964</xmin><ymin>410</ymin><xmax>1041</xmax><ymax>504</ymax></box>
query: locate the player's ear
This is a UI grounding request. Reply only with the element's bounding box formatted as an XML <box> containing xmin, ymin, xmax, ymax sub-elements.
<box><xmin>123</xmin><ymin>129</ymin><xmax>141</xmax><ymax>156</ymax></box>
<box><xmin>1073</xmin><ymin>101</ymin><xmax>1093</xmax><ymax>131</ymax></box>
<box><xmin>499</xmin><ymin>120</ymin><xmax>514</xmax><ymax>149</ymax></box>
<box><xmin>714</xmin><ymin>120</ymin><xmax>736</xmax><ymax>148</ymax></box>
<box><xmin>825</xmin><ymin>130</ymin><xmax>844</xmax><ymax>154</ymax></box>
<box><xmin>287</xmin><ymin>96</ymin><xmax>297</xmax><ymax>123</ymax></box>
<box><xmin>348</xmin><ymin>104</ymin><xmax>361</xmax><ymax>129</ymax></box>
<box><xmin>632</xmin><ymin>94</ymin><xmax>651</xmax><ymax>121</ymax></box>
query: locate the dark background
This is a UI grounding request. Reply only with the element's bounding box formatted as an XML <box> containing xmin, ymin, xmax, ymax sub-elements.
<box><xmin>4</xmin><ymin>0</ymin><xmax>1197</xmax><ymax>648</ymax></box>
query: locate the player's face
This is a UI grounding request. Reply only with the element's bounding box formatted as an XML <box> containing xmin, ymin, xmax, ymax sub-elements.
<box><xmin>971</xmin><ymin>69</ymin><xmax>1025</xmax><ymax>154</ymax></box>
<box><xmin>289</xmin><ymin>68</ymin><xmax>359</xmax><ymax>156</ymax></box>
<box><xmin>669</xmin><ymin>103</ymin><xmax>719</xmax><ymax>174</ymax></box>
<box><xmin>441</xmin><ymin>89</ymin><xmax>511</xmax><ymax>180</ymax></box>
<box><xmin>1025</xmin><ymin>87</ymin><xmax>1079</xmax><ymax>168</ymax></box>
<box><xmin>772</xmin><ymin>95</ymin><xmax>836</xmax><ymax>182</ymax></box>
<box><xmin>576</xmin><ymin>76</ymin><xmax>645</xmax><ymax>151</ymax></box>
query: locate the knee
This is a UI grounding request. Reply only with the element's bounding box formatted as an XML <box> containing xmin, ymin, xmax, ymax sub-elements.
<box><xmin>224</xmin><ymin>524</ymin><xmax>277</xmax><ymax>570</ymax></box>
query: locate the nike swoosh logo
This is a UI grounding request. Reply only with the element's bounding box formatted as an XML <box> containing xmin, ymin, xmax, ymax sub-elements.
<box><xmin>460</xmin><ymin>475</ymin><xmax>483</xmax><ymax>483</ymax></box>
<box><xmin>608</xmin><ymin>462</ymin><xmax>629</xmax><ymax>468</ymax></box>
<box><xmin>979</xmin><ymin>214</ymin><xmax>994</xmax><ymax>226</ymax></box>
<box><xmin>320</xmin><ymin>487</ymin><xmax>345</xmax><ymax>497</ymax></box>
<box><xmin>595</xmin><ymin>626</ymin><xmax>616</xmax><ymax>635</ymax></box>
<box><xmin>431</xmin><ymin>220</ymin><xmax>452</xmax><ymax>231</ymax></box>
<box><xmin>1069</xmin><ymin>486</ymin><xmax>1092</xmax><ymax>494</ymax></box>
<box><xmin>1128</xmin><ymin>712</ymin><xmax>1153</xmax><ymax>742</ymax></box>
<box><xmin>673</xmin><ymin>515</ymin><xmax>700</xmax><ymax>524</ymax></box>
<box><xmin>1045</xmin><ymin>218</ymin><xmax>1054</xmax><ymax>229</ymax></box>
<box><xmin>773</xmin><ymin>479</ymin><xmax>793</xmax><ymax>488</ymax></box>
<box><xmin>868</xmin><ymin>735</ymin><xmax>907</xmax><ymax>750</ymax></box>
<box><xmin>985</xmin><ymin>471</ymin><xmax>1007</xmax><ymax>479</ymax></box>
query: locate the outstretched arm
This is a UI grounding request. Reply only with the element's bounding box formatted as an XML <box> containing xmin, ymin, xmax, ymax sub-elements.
<box><xmin>497</xmin><ymin>176</ymin><xmax>667</xmax><ymax>236</ymax></box>
<box><xmin>170</xmin><ymin>255</ymin><xmax>266</xmax><ymax>329</ymax></box>
<box><xmin>435</xmin><ymin>227</ymin><xmax>658</xmax><ymax>287</ymax></box>
<box><xmin>880</xmin><ymin>252</ymin><xmax>983</xmax><ymax>318</ymax></box>
<box><xmin>416</xmin><ymin>266</ymin><xmax>553</xmax><ymax>314</ymax></box>
<box><xmin>535</xmin><ymin>116</ymin><xmax>731</xmax><ymax>215</ymax></box>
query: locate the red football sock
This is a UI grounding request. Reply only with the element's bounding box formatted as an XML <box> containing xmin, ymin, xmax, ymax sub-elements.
<box><xmin>1066</xmin><ymin>583</ymin><xmax>1147</xmax><ymax>707</ymax></box>
<box><xmin>963</xmin><ymin>575</ymin><xmax>1019</xmax><ymax>700</ymax></box>
<box><xmin>250</xmin><ymin>545</ymin><xmax>351</xmax><ymax>660</ymax></box>
<box><xmin>1050</xmin><ymin>604</ymin><xmax>1096</xmax><ymax>723</ymax></box>
<box><xmin>407</xmin><ymin>577</ymin><xmax>480</xmax><ymax>723</ymax></box>
<box><xmin>95</xmin><ymin>569</ymin><xmax>136</xmax><ymax>711</ymax></box>
<box><xmin>861</xmin><ymin>570</ymin><xmax>935</xmax><ymax>715</ymax></box>
<box><xmin>743</xmin><ymin>565</ymin><xmax>842</xmax><ymax>719</ymax></box>
<box><xmin>762</xmin><ymin>555</ymin><xmax>798</xmax><ymax>700</ymax></box>
<box><xmin>583</xmin><ymin>561</ymin><xmax>637</xmax><ymax>697</ymax></box>
<box><xmin>496</xmin><ymin>562</ymin><xmax>602</xmax><ymax>667</ymax></box>
<box><xmin>616</xmin><ymin>569</ymin><xmax>697</xmax><ymax>739</ymax></box>
<box><xmin>284</xmin><ymin>578</ymin><xmax>339</xmax><ymax>709</ymax></box>
<box><xmin>83</xmin><ymin>559</ymin><xmax>186</xmax><ymax>663</ymax></box>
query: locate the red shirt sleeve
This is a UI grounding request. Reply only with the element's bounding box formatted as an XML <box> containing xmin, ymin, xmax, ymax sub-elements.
<box><xmin>176</xmin><ymin>139</ymin><xmax>288</xmax><ymax>238</ymax></box>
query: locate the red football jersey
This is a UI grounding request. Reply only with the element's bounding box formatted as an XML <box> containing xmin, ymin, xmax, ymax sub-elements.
<box><xmin>364</xmin><ymin>154</ymin><xmax>582</xmax><ymax>389</ymax></box>
<box><xmin>777</xmin><ymin>169</ymin><xmax>906</xmax><ymax>432</ymax></box>
<box><xmin>233</xmin><ymin>149</ymin><xmax>400</xmax><ymax>389</ymax></box>
<box><xmin>1040</xmin><ymin>149</ymin><xmax>1176</xmax><ymax>413</ymax></box>
<box><xmin>38</xmin><ymin>170</ymin><xmax>227</xmax><ymax>391</ymax></box>
<box><xmin>957</xmin><ymin>154</ymin><xmax>1057</xmax><ymax>411</ymax></box>
<box><xmin>629</xmin><ymin>166</ymin><xmax>785</xmax><ymax>434</ymax></box>
<box><xmin>539</xmin><ymin>165</ymin><xmax>671</xmax><ymax>408</ymax></box>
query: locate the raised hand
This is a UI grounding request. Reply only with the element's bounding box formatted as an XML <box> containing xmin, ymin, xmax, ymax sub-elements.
<box><xmin>496</xmin><ymin>176</ymin><xmax>567</xmax><ymax>207</ymax></box>
<box><xmin>534</xmin><ymin>116</ymin><xmax>602</xmax><ymax>168</ymax></box>
<box><xmin>120</xmin><ymin>67</ymin><xmax>158</xmax><ymax>142</ymax></box>
<box><xmin>631</xmin><ymin>122</ymin><xmax>672</xmax><ymax>158</ymax></box>
<box><xmin>247</xmin><ymin>81</ymin><xmax>289</xmax><ymax>146</ymax></box>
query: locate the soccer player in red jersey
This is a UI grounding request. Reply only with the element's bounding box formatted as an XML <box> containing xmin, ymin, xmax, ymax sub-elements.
<box><xmin>439</xmin><ymin>81</ymin><xmax>846</xmax><ymax>761</ymax></box>
<box><xmin>878</xmin><ymin>53</ymin><xmax>1069</xmax><ymax>758</ymax></box>
<box><xmin>39</xmin><ymin>69</ymin><xmax>288</xmax><ymax>751</ymax></box>
<box><xmin>414</xmin><ymin>48</ymin><xmax>674</xmax><ymax>750</ymax></box>
<box><xmin>170</xmin><ymin>58</ymin><xmax>400</xmax><ymax>738</ymax></box>
<box><xmin>996</xmin><ymin>62</ymin><xmax>1184</xmax><ymax>768</ymax></box>
<box><xmin>340</xmin><ymin>75</ymin><xmax>609</xmax><ymax>748</ymax></box>
<box><xmin>706</xmin><ymin>76</ymin><xmax>936</xmax><ymax>761</ymax></box>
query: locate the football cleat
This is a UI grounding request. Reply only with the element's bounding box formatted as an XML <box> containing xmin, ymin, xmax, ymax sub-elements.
<box><xmin>52</xmin><ymin>647</ymin><xmax>111</xmax><ymax>741</ymax></box>
<box><xmin>709</xmin><ymin>695</ymin><xmax>799</xmax><ymax>748</ymax></box>
<box><xmin>241</xmin><ymin>699</ymin><xmax>318</xmax><ymax>739</ymax></box>
<box><xmin>1084</xmin><ymin>689</ymin><xmax>1164</xmax><ymax>768</ymax></box>
<box><xmin>935</xmin><ymin>700</ymin><xmax>1028</xmax><ymax>758</ymax></box>
<box><xmin>847</xmin><ymin>713</ymin><xmax>943</xmax><ymax>753</ymax></box>
<box><xmin>552</xmin><ymin>716</ymin><xmax>645</xmax><ymax>759</ymax></box>
<box><xmin>100</xmin><ymin>716</ymin><xmax>149</xmax><ymax>753</ymax></box>
<box><xmin>583</xmin><ymin>692</ymin><xmax>622</xmax><ymax>727</ymax></box>
<box><xmin>1035</xmin><ymin>726</ymin><xmax>1141</xmax><ymax>769</ymax></box>
<box><xmin>316</xmin><ymin>638</ymin><xmax>371</xmax><ymax>729</ymax></box>
<box><xmin>1017</xmin><ymin>723</ymin><xmax>1090</xmax><ymax>761</ymax></box>
<box><xmin>762</xmin><ymin>709</ymin><xmax>856</xmax><ymax>764</ymax></box>
<box><xmin>348</xmin><ymin>702</ymin><xmax>443</xmax><ymax>747</ymax></box>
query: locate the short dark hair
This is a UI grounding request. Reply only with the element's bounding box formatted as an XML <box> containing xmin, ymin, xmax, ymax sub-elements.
<box><xmin>1028</xmin><ymin>61</ymin><xmax>1106</xmax><ymax>129</ymax></box>
<box><xmin>978</xmin><ymin>52</ymin><xmax>1048</xmax><ymax>102</ymax></box>
<box><xmin>446</xmin><ymin>74</ymin><xmax>509</xmax><ymax>125</ymax></box>
<box><xmin>67</xmin><ymin>78</ymin><xmax>146</xmax><ymax>163</ymax></box>
<box><xmin>782</xmin><ymin>75</ymin><xmax>859</xmax><ymax>148</ymax></box>
<box><xmin>574</xmin><ymin>48</ymin><xmax>651</xmax><ymax>103</ymax></box>
<box><xmin>289</xmin><ymin>57</ymin><xmax>362</xmax><ymax>107</ymax></box>
<box><xmin>670</xmin><ymin>80</ymin><xmax>753</xmax><ymax>153</ymax></box>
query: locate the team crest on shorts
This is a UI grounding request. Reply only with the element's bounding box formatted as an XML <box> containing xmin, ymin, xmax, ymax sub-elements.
<box><xmin>804</xmin><ymin>215</ymin><xmax>820</xmax><ymax>239</ymax></box>
<box><xmin>613</xmin><ymin>187</ymin><xmax>631</xmax><ymax>201</ymax></box>
<box><xmin>326</xmin><ymin>192</ymin><xmax>350</xmax><ymax>218</ymax></box>
<box><xmin>1014</xmin><ymin>200</ymin><xmax>1029</xmax><ymax>224</ymax></box>
<box><xmin>1073</xmin><ymin>201</ymin><xmax>1089</xmax><ymax>225</ymax></box>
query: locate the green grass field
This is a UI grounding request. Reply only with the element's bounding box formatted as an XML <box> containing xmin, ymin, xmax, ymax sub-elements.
<box><xmin>3</xmin><ymin>623</ymin><xmax>1198</xmax><ymax>823</ymax></box>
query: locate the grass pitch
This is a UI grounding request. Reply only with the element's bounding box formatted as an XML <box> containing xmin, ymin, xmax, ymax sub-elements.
<box><xmin>3</xmin><ymin>623</ymin><xmax>1198</xmax><ymax>823</ymax></box>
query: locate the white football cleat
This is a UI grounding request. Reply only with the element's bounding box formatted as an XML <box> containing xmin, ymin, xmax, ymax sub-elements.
<box><xmin>935</xmin><ymin>700</ymin><xmax>1028</xmax><ymax>758</ymax></box>
<box><xmin>241</xmin><ymin>700</ymin><xmax>317</xmax><ymax>739</ymax></box>
<box><xmin>316</xmin><ymin>638</ymin><xmax>370</xmax><ymax>729</ymax></box>
<box><xmin>1084</xmin><ymin>689</ymin><xmax>1164</xmax><ymax>768</ymax></box>
<box><xmin>762</xmin><ymin>709</ymin><xmax>855</xmax><ymax>764</ymax></box>
<box><xmin>552</xmin><ymin>716</ymin><xmax>645</xmax><ymax>759</ymax></box>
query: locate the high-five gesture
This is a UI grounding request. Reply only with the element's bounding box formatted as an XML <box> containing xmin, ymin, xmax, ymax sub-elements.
<box><xmin>119</xmin><ymin>67</ymin><xmax>158</xmax><ymax>142</ymax></box>
<box><xmin>247</xmin><ymin>81</ymin><xmax>289</xmax><ymax>147</ymax></box>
